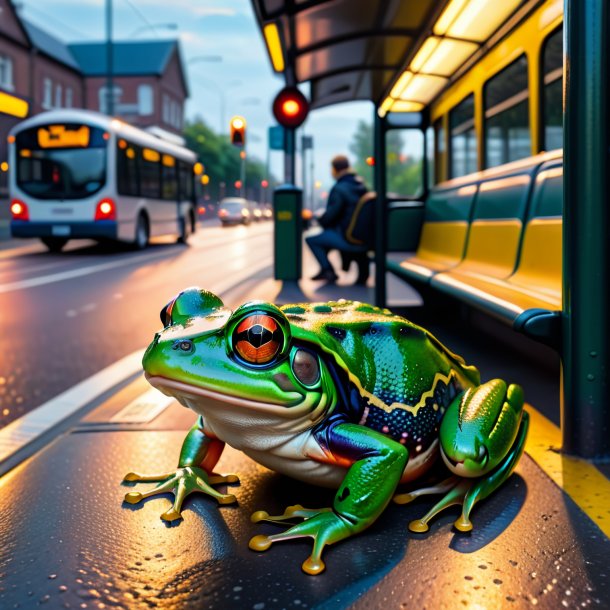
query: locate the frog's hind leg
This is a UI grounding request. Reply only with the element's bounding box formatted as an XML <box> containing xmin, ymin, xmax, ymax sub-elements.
<box><xmin>249</xmin><ymin>423</ymin><xmax>408</xmax><ymax>575</ymax></box>
<box><xmin>454</xmin><ymin>410</ymin><xmax>529</xmax><ymax>532</ymax></box>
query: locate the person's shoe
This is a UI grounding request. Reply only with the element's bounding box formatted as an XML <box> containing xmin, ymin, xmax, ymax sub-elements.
<box><xmin>310</xmin><ymin>269</ymin><xmax>338</xmax><ymax>282</ymax></box>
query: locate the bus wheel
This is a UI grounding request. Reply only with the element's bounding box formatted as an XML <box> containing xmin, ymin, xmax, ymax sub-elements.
<box><xmin>41</xmin><ymin>237</ymin><xmax>68</xmax><ymax>252</ymax></box>
<box><xmin>177</xmin><ymin>215</ymin><xmax>191</xmax><ymax>244</ymax></box>
<box><xmin>134</xmin><ymin>214</ymin><xmax>149</xmax><ymax>250</ymax></box>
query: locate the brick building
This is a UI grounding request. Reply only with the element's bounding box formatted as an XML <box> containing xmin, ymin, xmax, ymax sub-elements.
<box><xmin>0</xmin><ymin>0</ymin><xmax>189</xmax><ymax>196</ymax></box>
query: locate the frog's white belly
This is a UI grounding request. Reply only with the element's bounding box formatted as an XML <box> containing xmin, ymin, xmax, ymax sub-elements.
<box><xmin>185</xmin><ymin>396</ymin><xmax>348</xmax><ymax>488</ymax></box>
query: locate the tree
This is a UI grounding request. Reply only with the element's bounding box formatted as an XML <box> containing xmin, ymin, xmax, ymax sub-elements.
<box><xmin>183</xmin><ymin>118</ymin><xmax>273</xmax><ymax>202</ymax></box>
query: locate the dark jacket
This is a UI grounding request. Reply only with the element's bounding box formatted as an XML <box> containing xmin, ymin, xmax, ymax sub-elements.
<box><xmin>318</xmin><ymin>172</ymin><xmax>367</xmax><ymax>233</ymax></box>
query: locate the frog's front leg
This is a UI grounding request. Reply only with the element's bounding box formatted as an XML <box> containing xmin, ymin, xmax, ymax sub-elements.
<box><xmin>249</xmin><ymin>423</ymin><xmax>408</xmax><ymax>575</ymax></box>
<box><xmin>123</xmin><ymin>416</ymin><xmax>239</xmax><ymax>521</ymax></box>
<box><xmin>406</xmin><ymin>379</ymin><xmax>528</xmax><ymax>533</ymax></box>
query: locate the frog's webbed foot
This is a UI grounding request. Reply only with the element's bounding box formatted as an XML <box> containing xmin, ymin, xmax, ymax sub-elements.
<box><xmin>249</xmin><ymin>506</ymin><xmax>352</xmax><ymax>575</ymax></box>
<box><xmin>123</xmin><ymin>466</ymin><xmax>239</xmax><ymax>521</ymax></box>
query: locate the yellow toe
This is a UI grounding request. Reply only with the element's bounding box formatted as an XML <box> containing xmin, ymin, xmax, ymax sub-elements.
<box><xmin>161</xmin><ymin>508</ymin><xmax>182</xmax><ymax>522</ymax></box>
<box><xmin>124</xmin><ymin>491</ymin><xmax>143</xmax><ymax>504</ymax></box>
<box><xmin>249</xmin><ymin>535</ymin><xmax>272</xmax><ymax>552</ymax></box>
<box><xmin>302</xmin><ymin>557</ymin><xmax>325</xmax><ymax>575</ymax></box>
<box><xmin>454</xmin><ymin>516</ymin><xmax>473</xmax><ymax>532</ymax></box>
<box><xmin>408</xmin><ymin>519</ymin><xmax>429</xmax><ymax>533</ymax></box>
<box><xmin>250</xmin><ymin>510</ymin><xmax>269</xmax><ymax>523</ymax></box>
<box><xmin>217</xmin><ymin>494</ymin><xmax>237</xmax><ymax>505</ymax></box>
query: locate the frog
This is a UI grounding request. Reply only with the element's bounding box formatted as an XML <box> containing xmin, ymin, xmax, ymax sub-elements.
<box><xmin>123</xmin><ymin>288</ymin><xmax>529</xmax><ymax>575</ymax></box>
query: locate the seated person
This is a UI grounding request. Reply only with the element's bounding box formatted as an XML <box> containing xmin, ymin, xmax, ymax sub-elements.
<box><xmin>306</xmin><ymin>155</ymin><xmax>370</xmax><ymax>284</ymax></box>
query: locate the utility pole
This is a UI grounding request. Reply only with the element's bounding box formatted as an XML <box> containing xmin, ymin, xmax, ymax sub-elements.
<box><xmin>106</xmin><ymin>0</ymin><xmax>113</xmax><ymax>116</ymax></box>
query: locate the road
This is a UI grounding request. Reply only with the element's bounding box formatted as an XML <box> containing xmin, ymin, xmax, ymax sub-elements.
<box><xmin>0</xmin><ymin>220</ymin><xmax>274</xmax><ymax>428</ymax></box>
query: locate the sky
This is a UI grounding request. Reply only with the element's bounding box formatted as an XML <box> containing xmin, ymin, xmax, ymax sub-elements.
<box><xmin>17</xmin><ymin>0</ymin><xmax>373</xmax><ymax>191</ymax></box>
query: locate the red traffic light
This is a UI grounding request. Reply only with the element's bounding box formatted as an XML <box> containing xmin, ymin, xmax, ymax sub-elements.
<box><xmin>272</xmin><ymin>87</ymin><xmax>309</xmax><ymax>129</ymax></box>
<box><xmin>366</xmin><ymin>156</ymin><xmax>375</xmax><ymax>167</ymax></box>
<box><xmin>230</xmin><ymin>116</ymin><xmax>246</xmax><ymax>147</ymax></box>
<box><xmin>261</xmin><ymin>179</ymin><xmax>269</xmax><ymax>188</ymax></box>
<box><xmin>234</xmin><ymin>180</ymin><xmax>242</xmax><ymax>189</ymax></box>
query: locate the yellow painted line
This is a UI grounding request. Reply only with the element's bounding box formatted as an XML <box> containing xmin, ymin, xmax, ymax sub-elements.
<box><xmin>525</xmin><ymin>406</ymin><xmax>610</xmax><ymax>537</ymax></box>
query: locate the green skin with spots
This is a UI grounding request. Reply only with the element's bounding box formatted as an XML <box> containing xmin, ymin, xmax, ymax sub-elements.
<box><xmin>124</xmin><ymin>288</ymin><xmax>529</xmax><ymax>575</ymax></box>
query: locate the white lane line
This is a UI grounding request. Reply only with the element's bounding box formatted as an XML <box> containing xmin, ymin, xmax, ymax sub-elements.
<box><xmin>0</xmin><ymin>227</ymin><xmax>273</xmax><ymax>294</ymax></box>
<box><xmin>0</xmin><ymin>349</ymin><xmax>144</xmax><ymax>465</ymax></box>
<box><xmin>0</xmin><ymin>258</ymin><xmax>274</xmax><ymax>466</ymax></box>
<box><xmin>0</xmin><ymin>249</ymin><xmax>173</xmax><ymax>294</ymax></box>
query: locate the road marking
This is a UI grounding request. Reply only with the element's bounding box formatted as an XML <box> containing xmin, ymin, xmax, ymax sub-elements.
<box><xmin>525</xmin><ymin>406</ymin><xmax>610</xmax><ymax>537</ymax></box>
<box><xmin>0</xmin><ymin>249</ymin><xmax>178</xmax><ymax>294</ymax></box>
<box><xmin>0</xmin><ymin>349</ymin><xmax>144</xmax><ymax>465</ymax></box>
<box><xmin>0</xmin><ymin>226</ymin><xmax>273</xmax><ymax>294</ymax></box>
<box><xmin>110</xmin><ymin>388</ymin><xmax>174</xmax><ymax>423</ymax></box>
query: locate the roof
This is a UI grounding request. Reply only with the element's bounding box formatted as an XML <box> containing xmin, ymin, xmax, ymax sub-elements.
<box><xmin>68</xmin><ymin>40</ymin><xmax>176</xmax><ymax>77</ymax></box>
<box><xmin>250</xmin><ymin>0</ymin><xmax>529</xmax><ymax>111</ymax></box>
<box><xmin>250</xmin><ymin>0</ymin><xmax>446</xmax><ymax>109</ymax></box>
<box><xmin>22</xmin><ymin>19</ymin><xmax>80</xmax><ymax>71</ymax></box>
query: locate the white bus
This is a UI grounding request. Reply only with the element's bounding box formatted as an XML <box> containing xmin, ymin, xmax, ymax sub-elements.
<box><xmin>8</xmin><ymin>109</ymin><xmax>200</xmax><ymax>251</ymax></box>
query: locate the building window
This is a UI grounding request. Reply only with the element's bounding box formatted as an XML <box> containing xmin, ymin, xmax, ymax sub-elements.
<box><xmin>42</xmin><ymin>78</ymin><xmax>53</xmax><ymax>109</ymax></box>
<box><xmin>450</xmin><ymin>94</ymin><xmax>477</xmax><ymax>178</ymax></box>
<box><xmin>542</xmin><ymin>27</ymin><xmax>563</xmax><ymax>152</ymax></box>
<box><xmin>65</xmin><ymin>87</ymin><xmax>73</xmax><ymax>108</ymax></box>
<box><xmin>55</xmin><ymin>84</ymin><xmax>62</xmax><ymax>108</ymax></box>
<box><xmin>0</xmin><ymin>54</ymin><xmax>14</xmax><ymax>90</ymax></box>
<box><xmin>484</xmin><ymin>55</ymin><xmax>531</xmax><ymax>168</ymax></box>
<box><xmin>99</xmin><ymin>85</ymin><xmax>123</xmax><ymax>114</ymax></box>
<box><xmin>138</xmin><ymin>85</ymin><xmax>154</xmax><ymax>116</ymax></box>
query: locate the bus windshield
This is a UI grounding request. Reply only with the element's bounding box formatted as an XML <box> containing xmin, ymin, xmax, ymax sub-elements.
<box><xmin>15</xmin><ymin>124</ymin><xmax>108</xmax><ymax>200</ymax></box>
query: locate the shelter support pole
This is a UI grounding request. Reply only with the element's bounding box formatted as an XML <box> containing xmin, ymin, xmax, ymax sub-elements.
<box><xmin>562</xmin><ymin>0</ymin><xmax>610</xmax><ymax>457</ymax></box>
<box><xmin>374</xmin><ymin>112</ymin><xmax>387</xmax><ymax>308</ymax></box>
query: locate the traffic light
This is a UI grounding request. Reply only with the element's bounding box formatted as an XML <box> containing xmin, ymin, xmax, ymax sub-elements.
<box><xmin>234</xmin><ymin>180</ymin><xmax>242</xmax><ymax>190</ymax></box>
<box><xmin>366</xmin><ymin>156</ymin><xmax>375</xmax><ymax>167</ymax></box>
<box><xmin>272</xmin><ymin>87</ymin><xmax>309</xmax><ymax>129</ymax></box>
<box><xmin>261</xmin><ymin>179</ymin><xmax>269</xmax><ymax>188</ymax></box>
<box><xmin>230</xmin><ymin>116</ymin><xmax>246</xmax><ymax>147</ymax></box>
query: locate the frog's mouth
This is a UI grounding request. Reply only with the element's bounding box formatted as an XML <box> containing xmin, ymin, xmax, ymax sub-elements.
<box><xmin>146</xmin><ymin>374</ymin><xmax>311</xmax><ymax>418</ymax></box>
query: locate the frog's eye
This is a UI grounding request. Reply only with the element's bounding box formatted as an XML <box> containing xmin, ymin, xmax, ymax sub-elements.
<box><xmin>232</xmin><ymin>313</ymin><xmax>284</xmax><ymax>365</ymax></box>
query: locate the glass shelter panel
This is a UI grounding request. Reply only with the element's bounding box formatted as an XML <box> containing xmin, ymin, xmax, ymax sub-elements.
<box><xmin>542</xmin><ymin>27</ymin><xmax>563</xmax><ymax>151</ymax></box>
<box><xmin>484</xmin><ymin>56</ymin><xmax>531</xmax><ymax>168</ymax></box>
<box><xmin>385</xmin><ymin>129</ymin><xmax>424</xmax><ymax>198</ymax></box>
<box><xmin>450</xmin><ymin>94</ymin><xmax>477</xmax><ymax>178</ymax></box>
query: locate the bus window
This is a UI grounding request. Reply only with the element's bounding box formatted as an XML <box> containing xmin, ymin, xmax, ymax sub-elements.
<box><xmin>385</xmin><ymin>129</ymin><xmax>424</xmax><ymax>198</ymax></box>
<box><xmin>449</xmin><ymin>94</ymin><xmax>476</xmax><ymax>178</ymax></box>
<box><xmin>433</xmin><ymin>118</ymin><xmax>446</xmax><ymax>184</ymax></box>
<box><xmin>179</xmin><ymin>161</ymin><xmax>194</xmax><ymax>202</ymax></box>
<box><xmin>140</xmin><ymin>148</ymin><xmax>161</xmax><ymax>199</ymax></box>
<box><xmin>15</xmin><ymin>124</ymin><xmax>107</xmax><ymax>200</ymax></box>
<box><xmin>161</xmin><ymin>154</ymin><xmax>178</xmax><ymax>200</ymax></box>
<box><xmin>116</xmin><ymin>140</ymin><xmax>139</xmax><ymax>196</ymax></box>
<box><xmin>542</xmin><ymin>27</ymin><xmax>563</xmax><ymax>151</ymax></box>
<box><xmin>484</xmin><ymin>55</ymin><xmax>531</xmax><ymax>168</ymax></box>
<box><xmin>425</xmin><ymin>126</ymin><xmax>435</xmax><ymax>187</ymax></box>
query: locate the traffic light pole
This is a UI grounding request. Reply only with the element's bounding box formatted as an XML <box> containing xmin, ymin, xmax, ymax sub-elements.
<box><xmin>240</xmin><ymin>152</ymin><xmax>246</xmax><ymax>197</ymax></box>
<box><xmin>284</xmin><ymin>128</ymin><xmax>296</xmax><ymax>184</ymax></box>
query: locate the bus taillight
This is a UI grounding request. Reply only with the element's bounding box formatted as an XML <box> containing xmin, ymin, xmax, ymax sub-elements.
<box><xmin>95</xmin><ymin>198</ymin><xmax>116</xmax><ymax>221</ymax></box>
<box><xmin>10</xmin><ymin>199</ymin><xmax>29</xmax><ymax>221</ymax></box>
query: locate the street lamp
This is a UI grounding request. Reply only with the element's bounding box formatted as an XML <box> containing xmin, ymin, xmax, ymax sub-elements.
<box><xmin>190</xmin><ymin>76</ymin><xmax>243</xmax><ymax>134</ymax></box>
